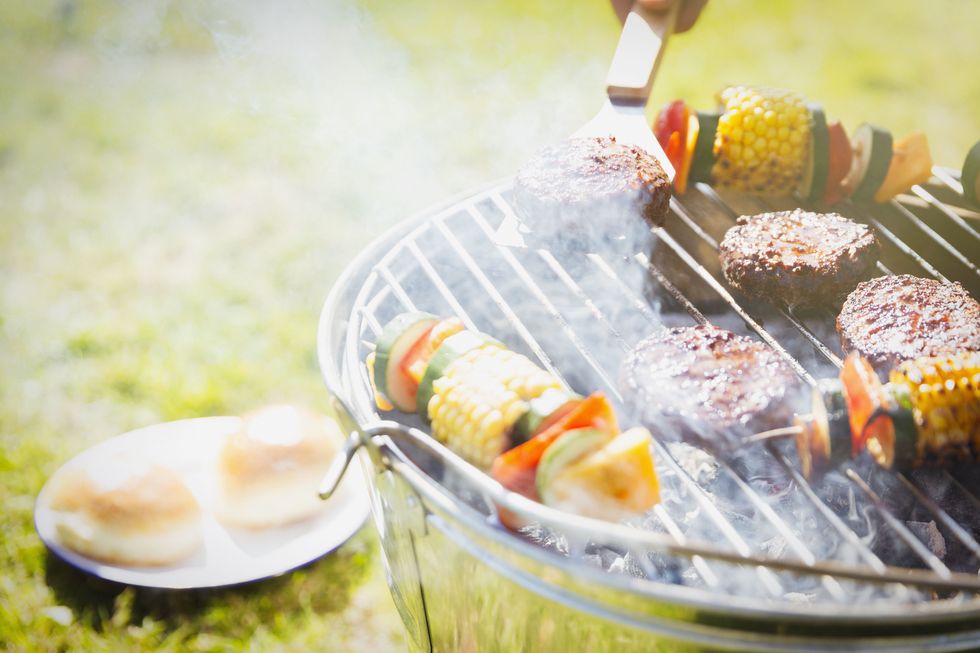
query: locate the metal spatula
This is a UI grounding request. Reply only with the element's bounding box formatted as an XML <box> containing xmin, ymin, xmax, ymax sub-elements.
<box><xmin>574</xmin><ymin>2</ymin><xmax>679</xmax><ymax>179</ymax></box>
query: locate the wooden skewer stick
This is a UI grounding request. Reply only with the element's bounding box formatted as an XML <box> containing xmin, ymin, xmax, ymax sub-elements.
<box><xmin>743</xmin><ymin>424</ymin><xmax>804</xmax><ymax>445</ymax></box>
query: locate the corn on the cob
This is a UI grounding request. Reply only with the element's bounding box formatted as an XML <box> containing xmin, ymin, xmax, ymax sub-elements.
<box><xmin>887</xmin><ymin>351</ymin><xmax>980</xmax><ymax>463</ymax></box>
<box><xmin>712</xmin><ymin>86</ymin><xmax>810</xmax><ymax>194</ymax></box>
<box><xmin>428</xmin><ymin>346</ymin><xmax>562</xmax><ymax>470</ymax></box>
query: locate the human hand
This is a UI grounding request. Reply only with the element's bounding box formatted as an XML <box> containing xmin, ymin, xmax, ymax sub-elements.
<box><xmin>611</xmin><ymin>0</ymin><xmax>708</xmax><ymax>33</ymax></box>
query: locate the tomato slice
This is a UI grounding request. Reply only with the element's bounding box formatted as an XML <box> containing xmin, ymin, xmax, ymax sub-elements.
<box><xmin>840</xmin><ymin>353</ymin><xmax>894</xmax><ymax>456</ymax></box>
<box><xmin>400</xmin><ymin>318</ymin><xmax>464</xmax><ymax>385</ymax></box>
<box><xmin>824</xmin><ymin>121</ymin><xmax>852</xmax><ymax>204</ymax></box>
<box><xmin>491</xmin><ymin>392</ymin><xmax>618</xmax><ymax>502</ymax></box>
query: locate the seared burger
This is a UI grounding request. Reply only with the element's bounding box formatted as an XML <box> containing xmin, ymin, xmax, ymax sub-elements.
<box><xmin>837</xmin><ymin>275</ymin><xmax>980</xmax><ymax>372</ymax></box>
<box><xmin>514</xmin><ymin>136</ymin><xmax>671</xmax><ymax>243</ymax></box>
<box><xmin>719</xmin><ymin>209</ymin><xmax>878</xmax><ymax>307</ymax></box>
<box><xmin>620</xmin><ymin>325</ymin><xmax>803</xmax><ymax>451</ymax></box>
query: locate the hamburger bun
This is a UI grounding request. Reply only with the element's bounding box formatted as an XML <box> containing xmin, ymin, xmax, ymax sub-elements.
<box><xmin>216</xmin><ymin>405</ymin><xmax>341</xmax><ymax>529</ymax></box>
<box><xmin>48</xmin><ymin>459</ymin><xmax>202</xmax><ymax>566</ymax></box>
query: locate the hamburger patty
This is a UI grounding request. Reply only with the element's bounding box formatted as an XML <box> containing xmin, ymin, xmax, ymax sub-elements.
<box><xmin>513</xmin><ymin>136</ymin><xmax>671</xmax><ymax>241</ymax></box>
<box><xmin>837</xmin><ymin>275</ymin><xmax>980</xmax><ymax>372</ymax></box>
<box><xmin>619</xmin><ymin>325</ymin><xmax>803</xmax><ymax>450</ymax></box>
<box><xmin>719</xmin><ymin>209</ymin><xmax>878</xmax><ymax>307</ymax></box>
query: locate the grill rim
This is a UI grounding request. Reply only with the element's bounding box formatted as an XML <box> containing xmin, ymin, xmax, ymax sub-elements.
<box><xmin>317</xmin><ymin>175</ymin><xmax>980</xmax><ymax>626</ymax></box>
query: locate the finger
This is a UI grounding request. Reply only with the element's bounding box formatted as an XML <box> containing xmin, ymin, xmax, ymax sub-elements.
<box><xmin>674</xmin><ymin>0</ymin><xmax>708</xmax><ymax>33</ymax></box>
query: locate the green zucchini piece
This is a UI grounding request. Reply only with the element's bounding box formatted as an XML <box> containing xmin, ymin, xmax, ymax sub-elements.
<box><xmin>801</xmin><ymin>104</ymin><xmax>830</xmax><ymax>202</ymax></box>
<box><xmin>864</xmin><ymin>401</ymin><xmax>918</xmax><ymax>471</ymax></box>
<box><xmin>415</xmin><ymin>330</ymin><xmax>501</xmax><ymax>422</ymax></box>
<box><xmin>962</xmin><ymin>140</ymin><xmax>980</xmax><ymax>206</ymax></box>
<box><xmin>846</xmin><ymin>123</ymin><xmax>893</xmax><ymax>202</ymax></box>
<box><xmin>536</xmin><ymin>428</ymin><xmax>609</xmax><ymax>506</ymax></box>
<box><xmin>512</xmin><ymin>388</ymin><xmax>581</xmax><ymax>445</ymax></box>
<box><xmin>795</xmin><ymin>378</ymin><xmax>851</xmax><ymax>479</ymax></box>
<box><xmin>688</xmin><ymin>111</ymin><xmax>720</xmax><ymax>185</ymax></box>
<box><xmin>374</xmin><ymin>312</ymin><xmax>438</xmax><ymax>412</ymax></box>
<box><xmin>868</xmin><ymin>384</ymin><xmax>918</xmax><ymax>471</ymax></box>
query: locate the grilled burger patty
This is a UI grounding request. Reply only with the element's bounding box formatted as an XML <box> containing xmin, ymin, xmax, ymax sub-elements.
<box><xmin>837</xmin><ymin>275</ymin><xmax>980</xmax><ymax>372</ymax></box>
<box><xmin>719</xmin><ymin>209</ymin><xmax>878</xmax><ymax>307</ymax></box>
<box><xmin>514</xmin><ymin>136</ymin><xmax>671</xmax><ymax>238</ymax></box>
<box><xmin>620</xmin><ymin>325</ymin><xmax>803</xmax><ymax>450</ymax></box>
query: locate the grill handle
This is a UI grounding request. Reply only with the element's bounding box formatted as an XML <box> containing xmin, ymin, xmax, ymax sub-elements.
<box><xmin>606</xmin><ymin>1</ymin><xmax>679</xmax><ymax>102</ymax></box>
<box><xmin>318</xmin><ymin>389</ymin><xmax>378</xmax><ymax>500</ymax></box>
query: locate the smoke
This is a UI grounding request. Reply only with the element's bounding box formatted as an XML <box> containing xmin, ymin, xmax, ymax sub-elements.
<box><xmin>75</xmin><ymin>0</ymin><xmax>973</xmax><ymax>608</ymax></box>
<box><xmin>111</xmin><ymin>0</ymin><xmax>608</xmax><ymax>230</ymax></box>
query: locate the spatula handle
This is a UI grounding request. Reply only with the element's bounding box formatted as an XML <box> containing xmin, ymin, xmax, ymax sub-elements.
<box><xmin>606</xmin><ymin>2</ymin><xmax>679</xmax><ymax>103</ymax></box>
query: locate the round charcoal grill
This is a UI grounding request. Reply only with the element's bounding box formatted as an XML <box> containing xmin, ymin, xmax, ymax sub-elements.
<box><xmin>318</xmin><ymin>170</ymin><xmax>980</xmax><ymax>652</ymax></box>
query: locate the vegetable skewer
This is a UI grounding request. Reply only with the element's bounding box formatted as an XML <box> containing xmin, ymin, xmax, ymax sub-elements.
<box><xmin>753</xmin><ymin>351</ymin><xmax>980</xmax><ymax>478</ymax></box>
<box><xmin>368</xmin><ymin>313</ymin><xmax>661</xmax><ymax>523</ymax></box>
<box><xmin>654</xmin><ymin>85</ymin><xmax>933</xmax><ymax>203</ymax></box>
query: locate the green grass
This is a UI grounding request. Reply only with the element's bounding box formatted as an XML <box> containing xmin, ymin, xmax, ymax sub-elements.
<box><xmin>1</xmin><ymin>0</ymin><xmax>978</xmax><ymax>651</ymax></box>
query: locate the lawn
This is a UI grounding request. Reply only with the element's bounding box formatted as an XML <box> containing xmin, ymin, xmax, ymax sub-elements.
<box><xmin>1</xmin><ymin>1</ymin><xmax>978</xmax><ymax>651</ymax></box>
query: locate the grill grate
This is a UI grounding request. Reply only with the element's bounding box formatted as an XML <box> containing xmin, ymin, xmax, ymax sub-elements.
<box><xmin>339</xmin><ymin>168</ymin><xmax>980</xmax><ymax>604</ymax></box>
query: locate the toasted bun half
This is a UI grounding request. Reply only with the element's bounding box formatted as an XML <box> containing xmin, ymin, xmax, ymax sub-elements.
<box><xmin>48</xmin><ymin>460</ymin><xmax>202</xmax><ymax>566</ymax></box>
<box><xmin>216</xmin><ymin>405</ymin><xmax>341</xmax><ymax>529</ymax></box>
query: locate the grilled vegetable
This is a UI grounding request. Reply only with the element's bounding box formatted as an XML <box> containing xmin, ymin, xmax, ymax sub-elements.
<box><xmin>794</xmin><ymin>379</ymin><xmax>851</xmax><ymax>479</ymax></box>
<box><xmin>428</xmin><ymin>346</ymin><xmax>563</xmax><ymax>469</ymax></box>
<box><xmin>873</xmin><ymin>133</ymin><xmax>932</xmax><ymax>202</ymax></box>
<box><xmin>536</xmin><ymin>428</ymin><xmax>611</xmax><ymax>504</ymax></box>
<box><xmin>654</xmin><ymin>103</ymin><xmax>718</xmax><ymax>194</ymax></box>
<box><xmin>656</xmin><ymin>88</ymin><xmax>934</xmax><ymax>204</ymax></box>
<box><xmin>843</xmin><ymin>124</ymin><xmax>893</xmax><ymax>201</ymax></box>
<box><xmin>840</xmin><ymin>352</ymin><xmax>894</xmax><ymax>456</ymax></box>
<box><xmin>688</xmin><ymin>111</ymin><xmax>720</xmax><ymax>186</ymax></box>
<box><xmin>863</xmin><ymin>389</ymin><xmax>919</xmax><ymax>470</ymax></box>
<box><xmin>712</xmin><ymin>86</ymin><xmax>810</xmax><ymax>195</ymax></box>
<box><xmin>540</xmin><ymin>428</ymin><xmax>661</xmax><ymax>522</ymax></box>
<box><xmin>962</xmin><ymin>140</ymin><xmax>980</xmax><ymax>206</ymax></box>
<box><xmin>823</xmin><ymin>121</ymin><xmax>853</xmax><ymax>204</ymax></box>
<box><xmin>512</xmin><ymin>387</ymin><xmax>581</xmax><ymax>444</ymax></box>
<box><xmin>787</xmin><ymin>351</ymin><xmax>980</xmax><ymax>476</ymax></box>
<box><xmin>800</xmin><ymin>105</ymin><xmax>830</xmax><ymax>202</ymax></box>
<box><xmin>373</xmin><ymin>312</ymin><xmax>438</xmax><ymax>411</ymax></box>
<box><xmin>886</xmin><ymin>351</ymin><xmax>980</xmax><ymax>464</ymax></box>
<box><xmin>370</xmin><ymin>313</ymin><xmax>662</xmax><ymax>525</ymax></box>
<box><xmin>402</xmin><ymin>318</ymin><xmax>465</xmax><ymax>385</ymax></box>
<box><xmin>676</xmin><ymin>111</ymin><xmax>700</xmax><ymax>194</ymax></box>
<box><xmin>416</xmin><ymin>329</ymin><xmax>500</xmax><ymax>422</ymax></box>
<box><xmin>654</xmin><ymin>100</ymin><xmax>691</xmax><ymax>176</ymax></box>
<box><xmin>491</xmin><ymin>393</ymin><xmax>618</xmax><ymax>501</ymax></box>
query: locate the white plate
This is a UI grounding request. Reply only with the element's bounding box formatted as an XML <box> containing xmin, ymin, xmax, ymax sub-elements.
<box><xmin>34</xmin><ymin>416</ymin><xmax>369</xmax><ymax>589</ymax></box>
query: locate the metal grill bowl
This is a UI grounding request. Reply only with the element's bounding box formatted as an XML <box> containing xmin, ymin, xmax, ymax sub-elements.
<box><xmin>317</xmin><ymin>172</ymin><xmax>980</xmax><ymax>652</ymax></box>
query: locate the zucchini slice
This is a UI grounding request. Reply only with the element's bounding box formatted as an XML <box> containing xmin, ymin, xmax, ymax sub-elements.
<box><xmin>844</xmin><ymin>123</ymin><xmax>893</xmax><ymax>201</ymax></box>
<box><xmin>512</xmin><ymin>388</ymin><xmax>581</xmax><ymax>445</ymax></box>
<box><xmin>864</xmin><ymin>403</ymin><xmax>918</xmax><ymax>471</ymax></box>
<box><xmin>795</xmin><ymin>379</ymin><xmax>851</xmax><ymax>479</ymax></box>
<box><xmin>800</xmin><ymin>104</ymin><xmax>830</xmax><ymax>202</ymax></box>
<box><xmin>688</xmin><ymin>111</ymin><xmax>720</xmax><ymax>185</ymax></box>
<box><xmin>374</xmin><ymin>312</ymin><xmax>438</xmax><ymax>412</ymax></box>
<box><xmin>536</xmin><ymin>428</ymin><xmax>610</xmax><ymax>506</ymax></box>
<box><xmin>963</xmin><ymin>139</ymin><xmax>980</xmax><ymax>206</ymax></box>
<box><xmin>415</xmin><ymin>330</ymin><xmax>501</xmax><ymax>422</ymax></box>
<box><xmin>540</xmin><ymin>427</ymin><xmax>660</xmax><ymax>520</ymax></box>
<box><xmin>864</xmin><ymin>384</ymin><xmax>918</xmax><ymax>471</ymax></box>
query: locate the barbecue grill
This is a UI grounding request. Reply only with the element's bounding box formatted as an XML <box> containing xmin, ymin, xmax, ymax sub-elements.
<box><xmin>316</xmin><ymin>167</ymin><xmax>980</xmax><ymax>652</ymax></box>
